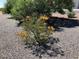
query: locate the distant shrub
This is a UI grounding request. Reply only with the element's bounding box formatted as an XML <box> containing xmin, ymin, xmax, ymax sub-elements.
<box><xmin>4</xmin><ymin>0</ymin><xmax>16</xmax><ymax>14</ymax></box>
<box><xmin>0</xmin><ymin>8</ymin><xmax>5</xmax><ymax>13</ymax></box>
<box><xmin>68</xmin><ymin>12</ymin><xmax>75</xmax><ymax>18</ymax></box>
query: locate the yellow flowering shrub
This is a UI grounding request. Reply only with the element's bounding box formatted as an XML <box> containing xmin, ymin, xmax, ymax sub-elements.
<box><xmin>15</xmin><ymin>16</ymin><xmax>63</xmax><ymax>58</ymax></box>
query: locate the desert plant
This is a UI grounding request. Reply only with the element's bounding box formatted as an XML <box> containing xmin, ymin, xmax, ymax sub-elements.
<box><xmin>15</xmin><ymin>7</ymin><xmax>65</xmax><ymax>57</ymax></box>
<box><xmin>16</xmin><ymin>16</ymin><xmax>64</xmax><ymax>58</ymax></box>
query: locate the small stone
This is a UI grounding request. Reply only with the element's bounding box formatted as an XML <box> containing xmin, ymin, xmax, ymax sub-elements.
<box><xmin>47</xmin><ymin>50</ymin><xmax>57</xmax><ymax>57</ymax></box>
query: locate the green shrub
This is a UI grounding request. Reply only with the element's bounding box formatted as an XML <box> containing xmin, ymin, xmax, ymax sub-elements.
<box><xmin>0</xmin><ymin>8</ymin><xmax>5</xmax><ymax>13</ymax></box>
<box><xmin>4</xmin><ymin>0</ymin><xmax>16</xmax><ymax>14</ymax></box>
<box><xmin>5</xmin><ymin>0</ymin><xmax>74</xmax><ymax>20</ymax></box>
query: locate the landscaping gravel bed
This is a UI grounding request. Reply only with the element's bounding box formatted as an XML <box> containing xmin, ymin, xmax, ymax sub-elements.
<box><xmin>0</xmin><ymin>14</ymin><xmax>79</xmax><ymax>59</ymax></box>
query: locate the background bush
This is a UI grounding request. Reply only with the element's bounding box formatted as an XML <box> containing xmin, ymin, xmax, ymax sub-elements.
<box><xmin>5</xmin><ymin>0</ymin><xmax>74</xmax><ymax>20</ymax></box>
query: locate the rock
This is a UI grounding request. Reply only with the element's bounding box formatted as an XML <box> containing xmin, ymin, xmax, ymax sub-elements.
<box><xmin>47</xmin><ymin>50</ymin><xmax>57</xmax><ymax>57</ymax></box>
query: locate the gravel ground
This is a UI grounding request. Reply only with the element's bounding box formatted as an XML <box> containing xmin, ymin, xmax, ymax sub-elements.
<box><xmin>0</xmin><ymin>14</ymin><xmax>79</xmax><ymax>59</ymax></box>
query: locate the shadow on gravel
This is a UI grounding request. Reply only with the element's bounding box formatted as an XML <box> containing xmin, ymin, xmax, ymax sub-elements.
<box><xmin>8</xmin><ymin>16</ymin><xmax>79</xmax><ymax>32</ymax></box>
<box><xmin>45</xmin><ymin>17</ymin><xmax>79</xmax><ymax>32</ymax></box>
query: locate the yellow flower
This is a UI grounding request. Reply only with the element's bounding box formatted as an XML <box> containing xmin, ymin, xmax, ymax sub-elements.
<box><xmin>26</xmin><ymin>16</ymin><xmax>31</xmax><ymax>19</ymax></box>
<box><xmin>48</xmin><ymin>26</ymin><xmax>55</xmax><ymax>32</ymax></box>
<box><xmin>39</xmin><ymin>16</ymin><xmax>49</xmax><ymax>21</ymax></box>
<box><xmin>16</xmin><ymin>31</ymin><xmax>29</xmax><ymax>39</ymax></box>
